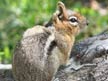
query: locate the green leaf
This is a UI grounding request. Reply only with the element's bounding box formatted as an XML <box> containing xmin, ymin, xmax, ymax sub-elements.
<box><xmin>4</xmin><ymin>46</ymin><xmax>11</xmax><ymax>60</ymax></box>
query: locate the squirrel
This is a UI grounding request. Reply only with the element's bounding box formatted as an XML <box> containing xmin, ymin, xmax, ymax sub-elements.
<box><xmin>12</xmin><ymin>1</ymin><xmax>88</xmax><ymax>81</ymax></box>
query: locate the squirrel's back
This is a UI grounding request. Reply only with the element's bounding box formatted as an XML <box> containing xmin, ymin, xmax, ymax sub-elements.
<box><xmin>13</xmin><ymin>26</ymin><xmax>62</xmax><ymax>81</ymax></box>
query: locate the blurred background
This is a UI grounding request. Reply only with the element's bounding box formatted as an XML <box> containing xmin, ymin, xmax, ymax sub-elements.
<box><xmin>0</xmin><ymin>0</ymin><xmax>108</xmax><ymax>64</ymax></box>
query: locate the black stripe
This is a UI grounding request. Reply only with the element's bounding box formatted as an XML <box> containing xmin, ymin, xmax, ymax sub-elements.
<box><xmin>47</xmin><ymin>40</ymin><xmax>57</xmax><ymax>55</ymax></box>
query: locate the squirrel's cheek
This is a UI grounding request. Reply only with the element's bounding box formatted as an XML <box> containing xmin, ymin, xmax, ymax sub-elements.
<box><xmin>72</xmin><ymin>27</ymin><xmax>80</xmax><ymax>35</ymax></box>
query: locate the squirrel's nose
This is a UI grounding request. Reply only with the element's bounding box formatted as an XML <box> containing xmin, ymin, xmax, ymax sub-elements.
<box><xmin>86</xmin><ymin>20</ymin><xmax>89</xmax><ymax>25</ymax></box>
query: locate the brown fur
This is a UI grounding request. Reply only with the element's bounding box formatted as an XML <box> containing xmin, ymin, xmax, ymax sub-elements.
<box><xmin>12</xmin><ymin>1</ymin><xmax>88</xmax><ymax>81</ymax></box>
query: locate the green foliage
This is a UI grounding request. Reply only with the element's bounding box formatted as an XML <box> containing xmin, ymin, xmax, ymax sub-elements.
<box><xmin>0</xmin><ymin>0</ymin><xmax>108</xmax><ymax>63</ymax></box>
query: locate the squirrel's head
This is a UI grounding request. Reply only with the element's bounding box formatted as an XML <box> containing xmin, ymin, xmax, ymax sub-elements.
<box><xmin>52</xmin><ymin>1</ymin><xmax>88</xmax><ymax>35</ymax></box>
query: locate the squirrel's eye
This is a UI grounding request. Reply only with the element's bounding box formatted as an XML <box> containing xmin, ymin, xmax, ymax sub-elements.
<box><xmin>69</xmin><ymin>16</ymin><xmax>78</xmax><ymax>26</ymax></box>
<box><xmin>69</xmin><ymin>16</ymin><xmax>78</xmax><ymax>22</ymax></box>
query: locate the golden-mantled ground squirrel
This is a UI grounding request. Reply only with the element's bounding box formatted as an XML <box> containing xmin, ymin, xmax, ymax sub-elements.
<box><xmin>12</xmin><ymin>1</ymin><xmax>88</xmax><ymax>81</ymax></box>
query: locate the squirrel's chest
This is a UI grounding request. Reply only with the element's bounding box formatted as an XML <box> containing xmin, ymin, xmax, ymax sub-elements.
<box><xmin>49</xmin><ymin>46</ymin><xmax>68</xmax><ymax>65</ymax></box>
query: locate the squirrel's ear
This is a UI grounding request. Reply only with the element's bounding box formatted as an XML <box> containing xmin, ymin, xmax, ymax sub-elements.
<box><xmin>57</xmin><ymin>1</ymin><xmax>68</xmax><ymax>20</ymax></box>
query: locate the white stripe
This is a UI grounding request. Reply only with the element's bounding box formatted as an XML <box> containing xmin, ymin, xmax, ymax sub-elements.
<box><xmin>44</xmin><ymin>33</ymin><xmax>55</xmax><ymax>57</ymax></box>
<box><xmin>42</xmin><ymin>33</ymin><xmax>55</xmax><ymax>66</ymax></box>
